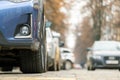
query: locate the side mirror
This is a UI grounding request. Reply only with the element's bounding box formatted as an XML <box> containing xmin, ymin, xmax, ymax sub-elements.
<box><xmin>45</xmin><ymin>21</ymin><xmax>52</xmax><ymax>28</ymax></box>
<box><xmin>86</xmin><ymin>47</ymin><xmax>92</xmax><ymax>51</ymax></box>
<box><xmin>59</xmin><ymin>41</ymin><xmax>64</xmax><ymax>47</ymax></box>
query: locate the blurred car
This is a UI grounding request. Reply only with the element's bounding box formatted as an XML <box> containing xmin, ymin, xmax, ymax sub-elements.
<box><xmin>87</xmin><ymin>41</ymin><xmax>120</xmax><ymax>71</ymax></box>
<box><xmin>60</xmin><ymin>48</ymin><xmax>75</xmax><ymax>70</ymax></box>
<box><xmin>46</xmin><ymin>23</ymin><xmax>61</xmax><ymax>71</ymax></box>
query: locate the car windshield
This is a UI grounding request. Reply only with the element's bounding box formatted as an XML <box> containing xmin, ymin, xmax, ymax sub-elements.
<box><xmin>92</xmin><ymin>41</ymin><xmax>120</xmax><ymax>51</ymax></box>
<box><xmin>62</xmin><ymin>50</ymin><xmax>70</xmax><ymax>53</ymax></box>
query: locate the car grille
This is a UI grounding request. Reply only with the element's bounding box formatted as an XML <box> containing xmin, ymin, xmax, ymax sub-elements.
<box><xmin>104</xmin><ymin>56</ymin><xmax>120</xmax><ymax>65</ymax></box>
<box><xmin>104</xmin><ymin>56</ymin><xmax>119</xmax><ymax>60</ymax></box>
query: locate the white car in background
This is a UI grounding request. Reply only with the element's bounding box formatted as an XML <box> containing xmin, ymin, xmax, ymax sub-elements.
<box><xmin>60</xmin><ymin>48</ymin><xmax>75</xmax><ymax>70</ymax></box>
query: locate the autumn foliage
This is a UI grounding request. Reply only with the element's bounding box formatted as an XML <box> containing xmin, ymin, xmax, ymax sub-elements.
<box><xmin>45</xmin><ymin>0</ymin><xmax>120</xmax><ymax>63</ymax></box>
<box><xmin>44</xmin><ymin>0</ymin><xmax>66</xmax><ymax>37</ymax></box>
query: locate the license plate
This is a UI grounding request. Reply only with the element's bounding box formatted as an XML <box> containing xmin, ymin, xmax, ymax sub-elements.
<box><xmin>106</xmin><ymin>60</ymin><xmax>119</xmax><ymax>64</ymax></box>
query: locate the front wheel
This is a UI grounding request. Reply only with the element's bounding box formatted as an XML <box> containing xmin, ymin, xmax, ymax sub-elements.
<box><xmin>87</xmin><ymin>60</ymin><xmax>95</xmax><ymax>71</ymax></box>
<box><xmin>48</xmin><ymin>59</ymin><xmax>57</xmax><ymax>71</ymax></box>
<box><xmin>20</xmin><ymin>48</ymin><xmax>45</xmax><ymax>73</ymax></box>
<box><xmin>63</xmin><ymin>60</ymin><xmax>73</xmax><ymax>70</ymax></box>
<box><xmin>118</xmin><ymin>69</ymin><xmax>120</xmax><ymax>71</ymax></box>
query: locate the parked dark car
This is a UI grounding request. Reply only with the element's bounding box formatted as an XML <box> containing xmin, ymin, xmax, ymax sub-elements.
<box><xmin>0</xmin><ymin>0</ymin><xmax>46</xmax><ymax>73</ymax></box>
<box><xmin>87</xmin><ymin>41</ymin><xmax>120</xmax><ymax>71</ymax></box>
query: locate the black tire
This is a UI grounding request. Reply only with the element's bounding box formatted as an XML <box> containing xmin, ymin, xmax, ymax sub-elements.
<box><xmin>48</xmin><ymin>59</ymin><xmax>57</xmax><ymax>71</ymax></box>
<box><xmin>40</xmin><ymin>9</ymin><xmax>47</xmax><ymax>72</ymax></box>
<box><xmin>87</xmin><ymin>66</ymin><xmax>95</xmax><ymax>71</ymax></box>
<box><xmin>87</xmin><ymin>65</ymin><xmax>92</xmax><ymax>70</ymax></box>
<box><xmin>1</xmin><ymin>66</ymin><xmax>13</xmax><ymax>71</ymax></box>
<box><xmin>87</xmin><ymin>60</ymin><xmax>95</xmax><ymax>71</ymax></box>
<box><xmin>42</xmin><ymin>14</ymin><xmax>47</xmax><ymax>72</ymax></box>
<box><xmin>118</xmin><ymin>69</ymin><xmax>120</xmax><ymax>71</ymax></box>
<box><xmin>87</xmin><ymin>65</ymin><xmax>90</xmax><ymax>70</ymax></box>
<box><xmin>42</xmin><ymin>43</ymin><xmax>47</xmax><ymax>72</ymax></box>
<box><xmin>40</xmin><ymin>42</ymin><xmax>47</xmax><ymax>72</ymax></box>
<box><xmin>63</xmin><ymin>60</ymin><xmax>73</xmax><ymax>70</ymax></box>
<box><xmin>20</xmin><ymin>49</ymin><xmax>44</xmax><ymax>73</ymax></box>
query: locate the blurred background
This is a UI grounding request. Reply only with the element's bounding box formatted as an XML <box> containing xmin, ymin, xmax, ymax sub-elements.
<box><xmin>44</xmin><ymin>0</ymin><xmax>120</xmax><ymax>65</ymax></box>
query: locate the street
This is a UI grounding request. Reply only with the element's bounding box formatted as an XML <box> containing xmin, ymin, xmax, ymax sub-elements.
<box><xmin>0</xmin><ymin>68</ymin><xmax>120</xmax><ymax>80</ymax></box>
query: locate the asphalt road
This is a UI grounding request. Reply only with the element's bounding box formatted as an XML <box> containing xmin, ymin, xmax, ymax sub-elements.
<box><xmin>0</xmin><ymin>68</ymin><xmax>120</xmax><ymax>80</ymax></box>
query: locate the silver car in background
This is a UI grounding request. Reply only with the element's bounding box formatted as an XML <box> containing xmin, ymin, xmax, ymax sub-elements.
<box><xmin>87</xmin><ymin>41</ymin><xmax>120</xmax><ymax>71</ymax></box>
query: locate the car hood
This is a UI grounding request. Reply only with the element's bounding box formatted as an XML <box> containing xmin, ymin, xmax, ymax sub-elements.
<box><xmin>93</xmin><ymin>51</ymin><xmax>120</xmax><ymax>56</ymax></box>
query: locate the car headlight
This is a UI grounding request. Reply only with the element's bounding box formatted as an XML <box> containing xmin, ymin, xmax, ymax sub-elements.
<box><xmin>20</xmin><ymin>24</ymin><xmax>30</xmax><ymax>36</ymax></box>
<box><xmin>93</xmin><ymin>55</ymin><xmax>102</xmax><ymax>59</ymax></box>
<box><xmin>9</xmin><ymin>0</ymin><xmax>31</xmax><ymax>3</ymax></box>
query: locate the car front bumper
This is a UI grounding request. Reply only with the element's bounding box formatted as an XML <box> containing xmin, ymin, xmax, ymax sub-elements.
<box><xmin>0</xmin><ymin>1</ymin><xmax>41</xmax><ymax>50</ymax></box>
<box><xmin>92</xmin><ymin>56</ymin><xmax>120</xmax><ymax>69</ymax></box>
